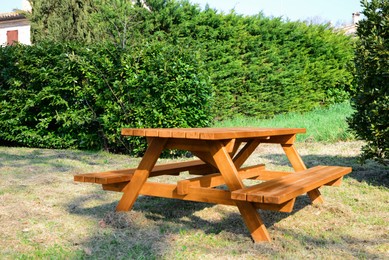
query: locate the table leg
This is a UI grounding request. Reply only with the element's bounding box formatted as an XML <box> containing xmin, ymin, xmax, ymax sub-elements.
<box><xmin>282</xmin><ymin>144</ymin><xmax>324</xmax><ymax>204</ymax></box>
<box><xmin>209</xmin><ymin>141</ymin><xmax>271</xmax><ymax>242</ymax></box>
<box><xmin>116</xmin><ymin>138</ymin><xmax>168</xmax><ymax>211</ymax></box>
<box><xmin>232</xmin><ymin>139</ymin><xmax>261</xmax><ymax>168</ymax></box>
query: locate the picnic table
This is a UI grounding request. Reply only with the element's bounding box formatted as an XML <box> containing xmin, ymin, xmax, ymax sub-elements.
<box><xmin>74</xmin><ymin>127</ymin><xmax>351</xmax><ymax>242</ymax></box>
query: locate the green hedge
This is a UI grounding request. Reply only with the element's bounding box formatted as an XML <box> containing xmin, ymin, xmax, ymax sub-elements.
<box><xmin>137</xmin><ymin>1</ymin><xmax>355</xmax><ymax>119</ymax></box>
<box><xmin>0</xmin><ymin>1</ymin><xmax>355</xmax><ymax>153</ymax></box>
<box><xmin>0</xmin><ymin>41</ymin><xmax>211</xmax><ymax>154</ymax></box>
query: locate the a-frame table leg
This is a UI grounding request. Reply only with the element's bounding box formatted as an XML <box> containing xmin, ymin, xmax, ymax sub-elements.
<box><xmin>116</xmin><ymin>138</ymin><xmax>168</xmax><ymax>211</ymax></box>
<box><xmin>282</xmin><ymin>143</ymin><xmax>324</xmax><ymax>204</ymax></box>
<box><xmin>209</xmin><ymin>141</ymin><xmax>271</xmax><ymax>242</ymax></box>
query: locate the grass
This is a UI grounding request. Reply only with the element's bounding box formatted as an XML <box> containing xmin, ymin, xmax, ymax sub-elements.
<box><xmin>0</xmin><ymin>142</ymin><xmax>388</xmax><ymax>259</ymax></box>
<box><xmin>213</xmin><ymin>102</ymin><xmax>355</xmax><ymax>143</ymax></box>
<box><xmin>1</xmin><ymin>103</ymin><xmax>388</xmax><ymax>258</ymax></box>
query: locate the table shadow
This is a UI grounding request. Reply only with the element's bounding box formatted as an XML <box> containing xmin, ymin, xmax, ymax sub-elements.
<box><xmin>259</xmin><ymin>153</ymin><xmax>389</xmax><ymax>188</ymax></box>
<box><xmin>66</xmin><ymin>188</ymin><xmax>316</xmax><ymax>258</ymax></box>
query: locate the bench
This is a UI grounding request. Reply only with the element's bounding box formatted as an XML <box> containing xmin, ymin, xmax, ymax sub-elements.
<box><xmin>74</xmin><ymin>160</ymin><xmax>210</xmax><ymax>185</ymax></box>
<box><xmin>231</xmin><ymin>165</ymin><xmax>352</xmax><ymax>204</ymax></box>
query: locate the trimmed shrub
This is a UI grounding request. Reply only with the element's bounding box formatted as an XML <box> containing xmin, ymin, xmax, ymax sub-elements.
<box><xmin>0</xmin><ymin>41</ymin><xmax>211</xmax><ymax>154</ymax></box>
<box><xmin>137</xmin><ymin>2</ymin><xmax>355</xmax><ymax>119</ymax></box>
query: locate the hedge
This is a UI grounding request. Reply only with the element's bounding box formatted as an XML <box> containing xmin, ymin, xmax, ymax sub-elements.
<box><xmin>0</xmin><ymin>41</ymin><xmax>211</xmax><ymax>154</ymax></box>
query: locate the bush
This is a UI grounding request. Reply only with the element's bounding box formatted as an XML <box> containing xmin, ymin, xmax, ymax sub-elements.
<box><xmin>349</xmin><ymin>0</ymin><xmax>389</xmax><ymax>164</ymax></box>
<box><xmin>0</xmin><ymin>41</ymin><xmax>212</xmax><ymax>154</ymax></box>
<box><xmin>137</xmin><ymin>1</ymin><xmax>355</xmax><ymax>119</ymax></box>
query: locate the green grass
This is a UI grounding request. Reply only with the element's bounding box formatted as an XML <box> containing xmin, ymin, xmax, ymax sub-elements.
<box><xmin>1</xmin><ymin>102</ymin><xmax>388</xmax><ymax>259</ymax></box>
<box><xmin>0</xmin><ymin>142</ymin><xmax>388</xmax><ymax>259</ymax></box>
<box><xmin>213</xmin><ymin>102</ymin><xmax>355</xmax><ymax>143</ymax></box>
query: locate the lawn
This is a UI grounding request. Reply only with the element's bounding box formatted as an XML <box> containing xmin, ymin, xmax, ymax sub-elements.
<box><xmin>0</xmin><ymin>141</ymin><xmax>388</xmax><ymax>259</ymax></box>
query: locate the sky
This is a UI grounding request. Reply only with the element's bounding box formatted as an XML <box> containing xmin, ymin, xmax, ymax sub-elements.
<box><xmin>189</xmin><ymin>0</ymin><xmax>363</xmax><ymax>25</ymax></box>
<box><xmin>0</xmin><ymin>0</ymin><xmax>26</xmax><ymax>13</ymax></box>
<box><xmin>0</xmin><ymin>0</ymin><xmax>363</xmax><ymax>25</ymax></box>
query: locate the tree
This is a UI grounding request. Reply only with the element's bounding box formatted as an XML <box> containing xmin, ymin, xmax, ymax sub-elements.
<box><xmin>28</xmin><ymin>0</ymin><xmax>96</xmax><ymax>43</ymax></box>
<box><xmin>90</xmin><ymin>0</ymin><xmax>147</xmax><ymax>49</ymax></box>
<box><xmin>349</xmin><ymin>0</ymin><xmax>389</xmax><ymax>165</ymax></box>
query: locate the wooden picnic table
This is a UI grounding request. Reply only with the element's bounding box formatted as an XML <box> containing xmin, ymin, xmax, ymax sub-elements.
<box><xmin>74</xmin><ymin>127</ymin><xmax>351</xmax><ymax>242</ymax></box>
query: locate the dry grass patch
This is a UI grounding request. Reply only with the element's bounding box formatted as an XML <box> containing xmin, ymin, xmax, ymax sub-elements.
<box><xmin>0</xmin><ymin>142</ymin><xmax>388</xmax><ymax>259</ymax></box>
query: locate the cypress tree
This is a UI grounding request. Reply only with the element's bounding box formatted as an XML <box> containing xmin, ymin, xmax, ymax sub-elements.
<box><xmin>28</xmin><ymin>0</ymin><xmax>96</xmax><ymax>43</ymax></box>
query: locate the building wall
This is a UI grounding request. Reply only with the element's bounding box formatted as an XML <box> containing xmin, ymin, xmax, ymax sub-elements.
<box><xmin>0</xmin><ymin>18</ymin><xmax>31</xmax><ymax>46</ymax></box>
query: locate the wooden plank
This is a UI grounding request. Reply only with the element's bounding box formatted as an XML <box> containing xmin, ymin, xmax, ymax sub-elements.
<box><xmin>188</xmin><ymin>164</ymin><xmax>217</xmax><ymax>175</ymax></box>
<box><xmin>116</xmin><ymin>138</ymin><xmax>167</xmax><ymax>211</ymax></box>
<box><xmin>231</xmin><ymin>166</ymin><xmax>352</xmax><ymax>204</ymax></box>
<box><xmin>165</xmin><ymin>139</ymin><xmax>210</xmax><ymax>152</ymax></box>
<box><xmin>325</xmin><ymin>177</ymin><xmax>343</xmax><ymax>187</ymax></box>
<box><xmin>232</xmin><ymin>166</ymin><xmax>327</xmax><ymax>202</ymax></box>
<box><xmin>74</xmin><ymin>160</ymin><xmax>208</xmax><ymax>184</ymax></box>
<box><xmin>121</xmin><ymin>127</ymin><xmax>306</xmax><ymax>140</ymax></box>
<box><xmin>192</xmin><ymin>151</ymin><xmax>218</xmax><ymax>169</ymax></box>
<box><xmin>235</xmin><ymin>201</ymin><xmax>271</xmax><ymax>242</ymax></box>
<box><xmin>246</xmin><ymin>166</ymin><xmax>328</xmax><ymax>196</ymax></box>
<box><xmin>257</xmin><ymin>166</ymin><xmax>351</xmax><ymax>204</ymax></box>
<box><xmin>139</xmin><ymin>182</ymin><xmax>236</xmax><ymax>206</ymax></box>
<box><xmin>74</xmin><ymin>170</ymin><xmax>134</xmax><ymax>184</ymax></box>
<box><xmin>254</xmin><ymin>198</ymin><xmax>296</xmax><ymax>213</ymax></box>
<box><xmin>282</xmin><ymin>144</ymin><xmax>306</xmax><ymax>171</ymax></box>
<box><xmin>259</xmin><ymin>167</ymin><xmax>347</xmax><ymax>199</ymax></box>
<box><xmin>103</xmin><ymin>182</ymin><xmax>128</xmax><ymax>192</ymax></box>
<box><xmin>176</xmin><ymin>164</ymin><xmax>266</xmax><ymax>195</ymax></box>
<box><xmin>209</xmin><ymin>141</ymin><xmax>271</xmax><ymax>243</ymax></box>
<box><xmin>282</xmin><ymin>143</ymin><xmax>324</xmax><ymax>204</ymax></box>
<box><xmin>230</xmin><ymin>167</ymin><xmax>326</xmax><ymax>202</ymax></box>
<box><xmin>253</xmin><ymin>170</ymin><xmax>292</xmax><ymax>180</ymax></box>
<box><xmin>232</xmin><ymin>139</ymin><xmax>262</xmax><ymax>168</ymax></box>
<box><xmin>260</xmin><ymin>134</ymin><xmax>296</xmax><ymax>145</ymax></box>
<box><xmin>103</xmin><ymin>181</ymin><xmax>296</xmax><ymax>213</ymax></box>
<box><xmin>148</xmin><ymin>160</ymin><xmax>207</xmax><ymax>176</ymax></box>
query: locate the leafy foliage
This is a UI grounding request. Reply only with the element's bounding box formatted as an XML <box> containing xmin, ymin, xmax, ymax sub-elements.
<box><xmin>133</xmin><ymin>0</ymin><xmax>354</xmax><ymax>119</ymax></box>
<box><xmin>2</xmin><ymin>0</ymin><xmax>355</xmax><ymax>153</ymax></box>
<box><xmin>0</xmin><ymin>41</ymin><xmax>211</xmax><ymax>154</ymax></box>
<box><xmin>28</xmin><ymin>0</ymin><xmax>96</xmax><ymax>43</ymax></box>
<box><xmin>349</xmin><ymin>0</ymin><xmax>389</xmax><ymax>165</ymax></box>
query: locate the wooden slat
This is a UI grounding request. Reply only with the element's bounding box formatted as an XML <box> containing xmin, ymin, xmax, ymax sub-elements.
<box><xmin>74</xmin><ymin>170</ymin><xmax>135</xmax><ymax>184</ymax></box>
<box><xmin>165</xmin><ymin>139</ymin><xmax>211</xmax><ymax>152</ymax></box>
<box><xmin>74</xmin><ymin>160</ymin><xmax>207</xmax><ymax>184</ymax></box>
<box><xmin>254</xmin><ymin>198</ymin><xmax>296</xmax><ymax>213</ymax></box>
<box><xmin>116</xmin><ymin>138</ymin><xmax>167</xmax><ymax>211</ymax></box>
<box><xmin>232</xmin><ymin>139</ymin><xmax>262</xmax><ymax>168</ymax></box>
<box><xmin>253</xmin><ymin>170</ymin><xmax>292</xmax><ymax>180</ymax></box>
<box><xmin>209</xmin><ymin>140</ymin><xmax>271</xmax><ymax>242</ymax></box>
<box><xmin>176</xmin><ymin>164</ymin><xmax>266</xmax><ymax>195</ymax></box>
<box><xmin>231</xmin><ymin>167</ymin><xmax>325</xmax><ymax>201</ymax></box>
<box><xmin>325</xmin><ymin>177</ymin><xmax>343</xmax><ymax>186</ymax></box>
<box><xmin>258</xmin><ymin>167</ymin><xmax>351</xmax><ymax>204</ymax></box>
<box><xmin>140</xmin><ymin>182</ymin><xmax>236</xmax><ymax>206</ymax></box>
<box><xmin>231</xmin><ymin>166</ymin><xmax>352</xmax><ymax>204</ymax></box>
<box><xmin>121</xmin><ymin>127</ymin><xmax>306</xmax><ymax>140</ymax></box>
<box><xmin>282</xmin><ymin>143</ymin><xmax>324</xmax><ymax>204</ymax></box>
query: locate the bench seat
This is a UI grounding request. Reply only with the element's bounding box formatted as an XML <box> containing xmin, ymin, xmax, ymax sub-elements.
<box><xmin>74</xmin><ymin>160</ymin><xmax>207</xmax><ymax>185</ymax></box>
<box><xmin>231</xmin><ymin>165</ymin><xmax>352</xmax><ymax>204</ymax></box>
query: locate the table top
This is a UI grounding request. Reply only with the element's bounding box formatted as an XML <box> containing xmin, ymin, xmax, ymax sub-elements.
<box><xmin>121</xmin><ymin>127</ymin><xmax>306</xmax><ymax>140</ymax></box>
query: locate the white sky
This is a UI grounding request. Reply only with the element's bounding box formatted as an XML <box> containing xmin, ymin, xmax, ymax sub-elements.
<box><xmin>1</xmin><ymin>0</ymin><xmax>362</xmax><ymax>25</ymax></box>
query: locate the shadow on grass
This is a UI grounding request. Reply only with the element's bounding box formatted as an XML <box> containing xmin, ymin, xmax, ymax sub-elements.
<box><xmin>270</xmin><ymin>228</ymin><xmax>387</xmax><ymax>259</ymax></box>
<box><xmin>66</xmin><ymin>188</ymin><xmax>317</xmax><ymax>258</ymax></box>
<box><xmin>262</xmin><ymin>153</ymin><xmax>389</xmax><ymax>187</ymax></box>
<box><xmin>64</xmin><ymin>151</ymin><xmax>388</xmax><ymax>258</ymax></box>
<box><xmin>0</xmin><ymin>149</ymin><xmax>89</xmax><ymax>172</ymax></box>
